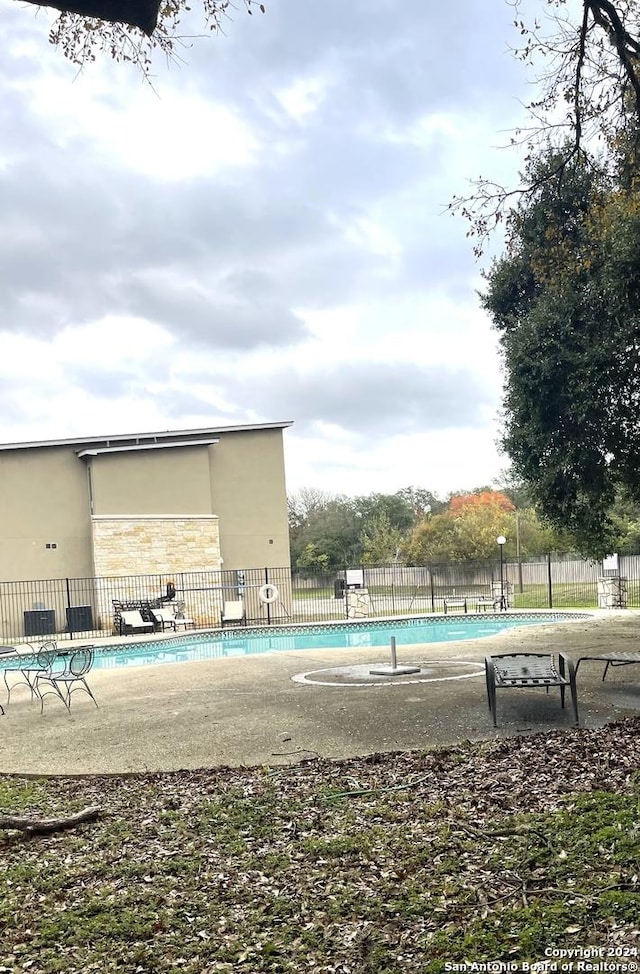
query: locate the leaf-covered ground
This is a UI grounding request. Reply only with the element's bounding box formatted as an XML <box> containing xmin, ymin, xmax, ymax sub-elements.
<box><xmin>1</xmin><ymin>719</ymin><xmax>640</xmax><ymax>973</ymax></box>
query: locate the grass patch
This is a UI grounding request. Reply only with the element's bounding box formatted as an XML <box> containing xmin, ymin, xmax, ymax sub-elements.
<box><xmin>2</xmin><ymin>723</ymin><xmax>639</xmax><ymax>971</ymax></box>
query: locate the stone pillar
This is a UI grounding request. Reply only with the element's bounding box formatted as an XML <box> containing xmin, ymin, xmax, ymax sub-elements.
<box><xmin>597</xmin><ymin>576</ymin><xmax>628</xmax><ymax>609</ymax></box>
<box><xmin>347</xmin><ymin>588</ymin><xmax>371</xmax><ymax>619</ymax></box>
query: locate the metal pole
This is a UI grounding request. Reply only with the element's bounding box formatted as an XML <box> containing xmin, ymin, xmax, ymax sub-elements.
<box><xmin>500</xmin><ymin>546</ymin><xmax>504</xmax><ymax>606</ymax></box>
<box><xmin>547</xmin><ymin>551</ymin><xmax>553</xmax><ymax>609</ymax></box>
<box><xmin>370</xmin><ymin>635</ymin><xmax>420</xmax><ymax>676</ymax></box>
<box><xmin>390</xmin><ymin>636</ymin><xmax>397</xmax><ymax>669</ymax></box>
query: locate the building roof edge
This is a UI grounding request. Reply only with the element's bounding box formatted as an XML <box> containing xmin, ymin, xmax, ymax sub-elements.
<box><xmin>0</xmin><ymin>421</ymin><xmax>294</xmax><ymax>453</ymax></box>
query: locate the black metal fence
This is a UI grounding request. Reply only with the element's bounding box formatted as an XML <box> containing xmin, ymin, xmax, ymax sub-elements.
<box><xmin>0</xmin><ymin>555</ymin><xmax>634</xmax><ymax>643</ymax></box>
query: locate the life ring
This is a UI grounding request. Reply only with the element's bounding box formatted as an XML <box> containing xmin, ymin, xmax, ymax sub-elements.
<box><xmin>259</xmin><ymin>583</ymin><xmax>279</xmax><ymax>605</ymax></box>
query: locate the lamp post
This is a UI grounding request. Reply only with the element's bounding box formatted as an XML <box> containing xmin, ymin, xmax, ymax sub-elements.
<box><xmin>497</xmin><ymin>536</ymin><xmax>507</xmax><ymax>610</ymax></box>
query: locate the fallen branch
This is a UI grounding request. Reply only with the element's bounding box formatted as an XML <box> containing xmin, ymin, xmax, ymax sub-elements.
<box><xmin>0</xmin><ymin>805</ymin><xmax>102</xmax><ymax>835</ymax></box>
<box><xmin>446</xmin><ymin>817</ymin><xmax>554</xmax><ymax>850</ymax></box>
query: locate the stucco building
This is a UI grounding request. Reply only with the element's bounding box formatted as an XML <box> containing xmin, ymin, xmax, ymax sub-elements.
<box><xmin>0</xmin><ymin>421</ymin><xmax>293</xmax><ymax>638</ymax></box>
<box><xmin>0</xmin><ymin>420</ymin><xmax>292</xmax><ymax>583</ymax></box>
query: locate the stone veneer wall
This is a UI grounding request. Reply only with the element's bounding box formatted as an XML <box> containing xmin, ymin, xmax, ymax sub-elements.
<box><xmin>92</xmin><ymin>516</ymin><xmax>222</xmax><ymax>630</ymax></box>
<box><xmin>92</xmin><ymin>516</ymin><xmax>221</xmax><ymax>577</ymax></box>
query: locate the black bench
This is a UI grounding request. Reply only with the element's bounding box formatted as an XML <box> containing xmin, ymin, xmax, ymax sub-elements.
<box><xmin>475</xmin><ymin>596</ymin><xmax>501</xmax><ymax>612</ymax></box>
<box><xmin>443</xmin><ymin>597</ymin><xmax>467</xmax><ymax>614</ymax></box>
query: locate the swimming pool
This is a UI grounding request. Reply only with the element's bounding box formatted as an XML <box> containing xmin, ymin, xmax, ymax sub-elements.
<box><xmin>92</xmin><ymin>612</ymin><xmax>589</xmax><ymax>670</ymax></box>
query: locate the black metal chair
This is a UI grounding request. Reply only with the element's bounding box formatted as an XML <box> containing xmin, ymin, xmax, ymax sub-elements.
<box><xmin>35</xmin><ymin>645</ymin><xmax>98</xmax><ymax>713</ymax></box>
<box><xmin>575</xmin><ymin>652</ymin><xmax>640</xmax><ymax>680</ymax></box>
<box><xmin>3</xmin><ymin>642</ymin><xmax>57</xmax><ymax>707</ymax></box>
<box><xmin>485</xmin><ymin>651</ymin><xmax>579</xmax><ymax>727</ymax></box>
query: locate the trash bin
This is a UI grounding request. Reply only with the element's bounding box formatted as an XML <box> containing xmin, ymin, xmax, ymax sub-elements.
<box><xmin>334</xmin><ymin>578</ymin><xmax>346</xmax><ymax>599</ymax></box>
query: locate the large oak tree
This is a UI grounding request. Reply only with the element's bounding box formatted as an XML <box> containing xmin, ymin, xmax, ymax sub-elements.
<box><xmin>482</xmin><ymin>142</ymin><xmax>640</xmax><ymax>555</ymax></box>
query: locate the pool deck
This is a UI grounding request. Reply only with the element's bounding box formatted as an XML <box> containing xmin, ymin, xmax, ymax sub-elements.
<box><xmin>1</xmin><ymin>610</ymin><xmax>639</xmax><ymax>777</ymax></box>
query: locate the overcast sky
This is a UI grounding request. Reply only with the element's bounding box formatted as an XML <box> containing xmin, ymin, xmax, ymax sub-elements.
<box><xmin>0</xmin><ymin>0</ymin><xmax>535</xmax><ymax>499</ymax></box>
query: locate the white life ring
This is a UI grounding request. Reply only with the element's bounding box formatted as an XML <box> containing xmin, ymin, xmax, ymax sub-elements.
<box><xmin>259</xmin><ymin>583</ymin><xmax>279</xmax><ymax>605</ymax></box>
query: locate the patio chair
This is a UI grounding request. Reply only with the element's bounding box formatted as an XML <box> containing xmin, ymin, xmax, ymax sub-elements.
<box><xmin>0</xmin><ymin>644</ymin><xmax>15</xmax><ymax>713</ymax></box>
<box><xmin>35</xmin><ymin>645</ymin><xmax>98</xmax><ymax>713</ymax></box>
<box><xmin>221</xmin><ymin>600</ymin><xmax>246</xmax><ymax>627</ymax></box>
<box><xmin>575</xmin><ymin>652</ymin><xmax>640</xmax><ymax>680</ymax></box>
<box><xmin>3</xmin><ymin>642</ymin><xmax>58</xmax><ymax>706</ymax></box>
<box><xmin>118</xmin><ymin>610</ymin><xmax>154</xmax><ymax>635</ymax></box>
<box><xmin>150</xmin><ymin>607</ymin><xmax>196</xmax><ymax>632</ymax></box>
<box><xmin>1</xmin><ymin>644</ymin><xmax>19</xmax><ymax>712</ymax></box>
<box><xmin>485</xmin><ymin>651</ymin><xmax>579</xmax><ymax>727</ymax></box>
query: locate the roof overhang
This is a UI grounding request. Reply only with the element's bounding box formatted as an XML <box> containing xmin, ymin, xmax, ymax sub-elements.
<box><xmin>77</xmin><ymin>439</ymin><xmax>219</xmax><ymax>459</ymax></box>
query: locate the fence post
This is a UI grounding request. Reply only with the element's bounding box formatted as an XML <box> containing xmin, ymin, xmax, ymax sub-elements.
<box><xmin>430</xmin><ymin>569</ymin><xmax>435</xmax><ymax>613</ymax></box>
<box><xmin>264</xmin><ymin>567</ymin><xmax>271</xmax><ymax>625</ymax></box>
<box><xmin>547</xmin><ymin>552</ymin><xmax>553</xmax><ymax>609</ymax></box>
<box><xmin>344</xmin><ymin>567</ymin><xmax>350</xmax><ymax>619</ymax></box>
<box><xmin>65</xmin><ymin>577</ymin><xmax>73</xmax><ymax>640</ymax></box>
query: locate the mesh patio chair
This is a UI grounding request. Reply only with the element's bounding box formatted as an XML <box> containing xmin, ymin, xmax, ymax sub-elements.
<box><xmin>0</xmin><ymin>644</ymin><xmax>20</xmax><ymax>712</ymax></box>
<box><xmin>0</xmin><ymin>644</ymin><xmax>15</xmax><ymax>714</ymax></box>
<box><xmin>35</xmin><ymin>645</ymin><xmax>98</xmax><ymax>713</ymax></box>
<box><xmin>3</xmin><ymin>642</ymin><xmax>57</xmax><ymax>707</ymax></box>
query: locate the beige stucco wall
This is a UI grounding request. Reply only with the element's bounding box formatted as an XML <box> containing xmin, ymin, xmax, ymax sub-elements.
<box><xmin>89</xmin><ymin>447</ymin><xmax>212</xmax><ymax>516</ymax></box>
<box><xmin>0</xmin><ymin>446</ymin><xmax>92</xmax><ymax>581</ymax></box>
<box><xmin>210</xmin><ymin>428</ymin><xmax>291</xmax><ymax>571</ymax></box>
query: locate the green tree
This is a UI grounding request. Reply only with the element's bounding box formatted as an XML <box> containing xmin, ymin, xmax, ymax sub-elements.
<box><xmin>405</xmin><ymin>490</ymin><xmax>516</xmax><ymax>564</ymax></box>
<box><xmin>289</xmin><ymin>493</ymin><xmax>361</xmax><ymax>573</ymax></box>
<box><xmin>360</xmin><ymin>511</ymin><xmax>405</xmax><ymax>567</ymax></box>
<box><xmin>353</xmin><ymin>493</ymin><xmax>415</xmax><ymax>535</ymax></box>
<box><xmin>607</xmin><ymin>491</ymin><xmax>640</xmax><ymax>553</ymax></box>
<box><xmin>295</xmin><ymin>542</ymin><xmax>330</xmax><ymax>574</ymax></box>
<box><xmin>288</xmin><ymin>487</ymin><xmax>444</xmax><ymax>571</ymax></box>
<box><xmin>482</xmin><ymin>143</ymin><xmax>640</xmax><ymax>556</ymax></box>
<box><xmin>394</xmin><ymin>486</ymin><xmax>445</xmax><ymax>519</ymax></box>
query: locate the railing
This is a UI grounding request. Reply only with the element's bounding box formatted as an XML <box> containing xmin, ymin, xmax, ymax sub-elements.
<box><xmin>0</xmin><ymin>554</ymin><xmax>635</xmax><ymax>643</ymax></box>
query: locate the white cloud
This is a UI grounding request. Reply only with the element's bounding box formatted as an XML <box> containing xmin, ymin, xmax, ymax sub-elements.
<box><xmin>275</xmin><ymin>75</ymin><xmax>331</xmax><ymax>122</ymax></box>
<box><xmin>0</xmin><ymin>0</ymin><xmax>532</xmax><ymax>498</ymax></box>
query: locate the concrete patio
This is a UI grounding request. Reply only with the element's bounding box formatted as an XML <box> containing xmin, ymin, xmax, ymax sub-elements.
<box><xmin>1</xmin><ymin>610</ymin><xmax>639</xmax><ymax>776</ymax></box>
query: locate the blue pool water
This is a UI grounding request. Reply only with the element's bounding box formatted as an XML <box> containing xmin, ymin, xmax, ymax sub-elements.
<box><xmin>91</xmin><ymin>612</ymin><xmax>587</xmax><ymax>670</ymax></box>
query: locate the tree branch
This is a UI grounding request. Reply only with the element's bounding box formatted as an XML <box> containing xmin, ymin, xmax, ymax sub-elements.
<box><xmin>588</xmin><ymin>0</ymin><xmax>640</xmax><ymax>114</ymax></box>
<box><xmin>0</xmin><ymin>805</ymin><xmax>102</xmax><ymax>835</ymax></box>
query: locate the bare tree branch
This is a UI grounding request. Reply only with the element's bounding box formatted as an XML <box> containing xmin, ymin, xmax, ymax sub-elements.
<box><xmin>451</xmin><ymin>1</ymin><xmax>640</xmax><ymax>253</ymax></box>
